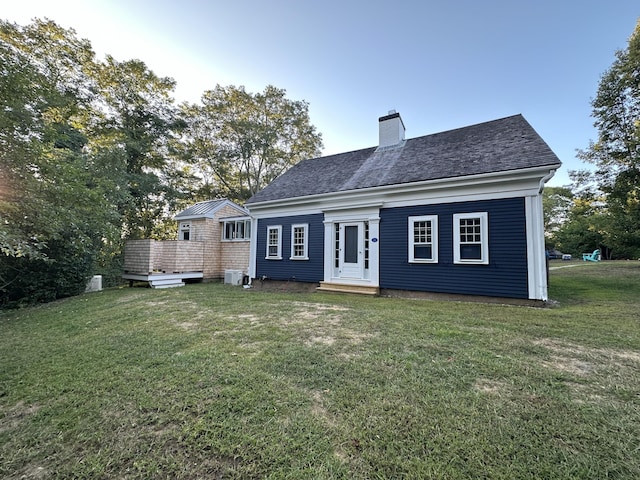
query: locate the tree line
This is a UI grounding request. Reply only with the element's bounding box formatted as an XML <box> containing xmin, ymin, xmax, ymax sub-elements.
<box><xmin>0</xmin><ymin>18</ymin><xmax>322</xmax><ymax>307</ymax></box>
<box><xmin>544</xmin><ymin>19</ymin><xmax>640</xmax><ymax>261</ymax></box>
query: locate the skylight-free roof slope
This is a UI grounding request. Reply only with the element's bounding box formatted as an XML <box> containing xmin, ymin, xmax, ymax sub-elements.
<box><xmin>246</xmin><ymin>114</ymin><xmax>561</xmax><ymax>204</ymax></box>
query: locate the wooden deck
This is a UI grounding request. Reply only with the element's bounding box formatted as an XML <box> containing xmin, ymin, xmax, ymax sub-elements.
<box><xmin>123</xmin><ymin>239</ymin><xmax>205</xmax><ymax>288</ymax></box>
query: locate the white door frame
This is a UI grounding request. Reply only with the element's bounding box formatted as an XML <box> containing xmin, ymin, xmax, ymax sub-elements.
<box><xmin>323</xmin><ymin>206</ymin><xmax>380</xmax><ymax>286</ymax></box>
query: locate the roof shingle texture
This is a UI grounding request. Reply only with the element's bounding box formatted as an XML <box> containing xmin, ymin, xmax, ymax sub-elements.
<box><xmin>246</xmin><ymin>114</ymin><xmax>561</xmax><ymax>204</ymax></box>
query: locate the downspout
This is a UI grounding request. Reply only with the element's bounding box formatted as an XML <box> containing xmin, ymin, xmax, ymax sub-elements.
<box><xmin>539</xmin><ymin>169</ymin><xmax>556</xmax><ymax>193</ymax></box>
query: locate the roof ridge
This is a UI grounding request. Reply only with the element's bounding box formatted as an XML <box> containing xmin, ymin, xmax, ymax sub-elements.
<box><xmin>246</xmin><ymin>114</ymin><xmax>560</xmax><ymax>205</ymax></box>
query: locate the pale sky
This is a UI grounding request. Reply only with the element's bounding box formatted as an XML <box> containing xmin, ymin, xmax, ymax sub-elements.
<box><xmin>3</xmin><ymin>1</ymin><xmax>639</xmax><ymax>186</ymax></box>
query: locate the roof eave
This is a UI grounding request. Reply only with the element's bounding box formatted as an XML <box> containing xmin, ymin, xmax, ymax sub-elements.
<box><xmin>174</xmin><ymin>199</ymin><xmax>249</xmax><ymax>220</ymax></box>
<box><xmin>246</xmin><ymin>164</ymin><xmax>560</xmax><ymax>212</ymax></box>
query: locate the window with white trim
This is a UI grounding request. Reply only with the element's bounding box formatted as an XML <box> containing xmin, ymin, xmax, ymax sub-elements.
<box><xmin>179</xmin><ymin>222</ymin><xmax>191</xmax><ymax>241</ymax></box>
<box><xmin>290</xmin><ymin>224</ymin><xmax>309</xmax><ymax>260</ymax></box>
<box><xmin>223</xmin><ymin>219</ymin><xmax>251</xmax><ymax>241</ymax></box>
<box><xmin>408</xmin><ymin>215</ymin><xmax>438</xmax><ymax>263</ymax></box>
<box><xmin>266</xmin><ymin>225</ymin><xmax>282</xmax><ymax>260</ymax></box>
<box><xmin>453</xmin><ymin>212</ymin><xmax>488</xmax><ymax>264</ymax></box>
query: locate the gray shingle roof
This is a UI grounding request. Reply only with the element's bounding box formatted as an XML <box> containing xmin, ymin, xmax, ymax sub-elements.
<box><xmin>246</xmin><ymin>114</ymin><xmax>561</xmax><ymax>204</ymax></box>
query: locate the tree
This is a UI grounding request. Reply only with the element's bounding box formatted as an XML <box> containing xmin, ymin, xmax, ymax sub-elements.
<box><xmin>550</xmin><ymin>170</ymin><xmax>609</xmax><ymax>257</ymax></box>
<box><xmin>90</xmin><ymin>56</ymin><xmax>187</xmax><ymax>239</ymax></box>
<box><xmin>1</xmin><ymin>18</ymin><xmax>325</xmax><ymax>307</ymax></box>
<box><xmin>577</xmin><ymin>18</ymin><xmax>640</xmax><ymax>259</ymax></box>
<box><xmin>0</xmin><ymin>19</ymin><xmax>120</xmax><ymax>306</ymax></box>
<box><xmin>182</xmin><ymin>85</ymin><xmax>323</xmax><ymax>202</ymax></box>
<box><xmin>543</xmin><ymin>186</ymin><xmax>573</xmax><ymax>237</ymax></box>
<box><xmin>0</xmin><ymin>19</ymin><xmax>186</xmax><ymax>306</ymax></box>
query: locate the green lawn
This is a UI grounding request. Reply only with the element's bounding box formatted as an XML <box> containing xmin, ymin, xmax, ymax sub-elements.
<box><xmin>1</xmin><ymin>262</ymin><xmax>639</xmax><ymax>479</ymax></box>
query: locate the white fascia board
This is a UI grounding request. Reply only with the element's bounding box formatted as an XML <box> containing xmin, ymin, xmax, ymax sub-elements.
<box><xmin>246</xmin><ymin>166</ymin><xmax>558</xmax><ymax>216</ymax></box>
<box><xmin>172</xmin><ymin>214</ymin><xmax>213</xmax><ymax>221</ymax></box>
<box><xmin>219</xmin><ymin>215</ymin><xmax>252</xmax><ymax>221</ymax></box>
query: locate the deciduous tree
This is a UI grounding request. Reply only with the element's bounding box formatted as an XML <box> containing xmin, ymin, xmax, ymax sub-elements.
<box><xmin>577</xmin><ymin>18</ymin><xmax>640</xmax><ymax>258</ymax></box>
<box><xmin>182</xmin><ymin>85</ymin><xmax>323</xmax><ymax>202</ymax></box>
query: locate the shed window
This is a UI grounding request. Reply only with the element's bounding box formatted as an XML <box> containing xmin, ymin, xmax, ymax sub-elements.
<box><xmin>453</xmin><ymin>212</ymin><xmax>488</xmax><ymax>264</ymax></box>
<box><xmin>266</xmin><ymin>225</ymin><xmax>282</xmax><ymax>260</ymax></box>
<box><xmin>290</xmin><ymin>224</ymin><xmax>309</xmax><ymax>260</ymax></box>
<box><xmin>408</xmin><ymin>215</ymin><xmax>438</xmax><ymax>263</ymax></box>
<box><xmin>179</xmin><ymin>222</ymin><xmax>191</xmax><ymax>241</ymax></box>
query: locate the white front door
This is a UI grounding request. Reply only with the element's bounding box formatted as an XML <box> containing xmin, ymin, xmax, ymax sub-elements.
<box><xmin>339</xmin><ymin>222</ymin><xmax>364</xmax><ymax>279</ymax></box>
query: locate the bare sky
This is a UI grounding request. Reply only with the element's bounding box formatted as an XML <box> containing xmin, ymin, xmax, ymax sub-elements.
<box><xmin>4</xmin><ymin>1</ymin><xmax>639</xmax><ymax>186</ymax></box>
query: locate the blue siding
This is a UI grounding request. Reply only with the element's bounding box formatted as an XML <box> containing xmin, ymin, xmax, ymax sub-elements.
<box><xmin>255</xmin><ymin>214</ymin><xmax>324</xmax><ymax>282</ymax></box>
<box><xmin>379</xmin><ymin>198</ymin><xmax>529</xmax><ymax>298</ymax></box>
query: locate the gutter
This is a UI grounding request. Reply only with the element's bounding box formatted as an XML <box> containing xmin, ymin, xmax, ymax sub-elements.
<box><xmin>247</xmin><ymin>164</ymin><xmax>562</xmax><ymax>213</ymax></box>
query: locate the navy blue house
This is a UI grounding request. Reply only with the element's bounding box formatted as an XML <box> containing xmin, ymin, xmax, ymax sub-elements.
<box><xmin>246</xmin><ymin>112</ymin><xmax>561</xmax><ymax>301</ymax></box>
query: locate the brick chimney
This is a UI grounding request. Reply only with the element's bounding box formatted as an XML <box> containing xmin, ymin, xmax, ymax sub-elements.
<box><xmin>378</xmin><ymin>110</ymin><xmax>405</xmax><ymax>148</ymax></box>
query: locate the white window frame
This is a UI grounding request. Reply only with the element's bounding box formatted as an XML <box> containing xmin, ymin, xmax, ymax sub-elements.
<box><xmin>179</xmin><ymin>222</ymin><xmax>191</xmax><ymax>241</ymax></box>
<box><xmin>453</xmin><ymin>212</ymin><xmax>489</xmax><ymax>265</ymax></box>
<box><xmin>265</xmin><ymin>225</ymin><xmax>282</xmax><ymax>260</ymax></box>
<box><xmin>408</xmin><ymin>215</ymin><xmax>438</xmax><ymax>263</ymax></box>
<box><xmin>290</xmin><ymin>223</ymin><xmax>309</xmax><ymax>260</ymax></box>
<box><xmin>223</xmin><ymin>219</ymin><xmax>251</xmax><ymax>241</ymax></box>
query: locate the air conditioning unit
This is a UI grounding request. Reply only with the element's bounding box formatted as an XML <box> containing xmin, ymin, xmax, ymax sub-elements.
<box><xmin>224</xmin><ymin>270</ymin><xmax>243</xmax><ymax>286</ymax></box>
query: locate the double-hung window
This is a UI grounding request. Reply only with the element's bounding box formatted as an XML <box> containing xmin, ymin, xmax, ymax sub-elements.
<box><xmin>408</xmin><ymin>215</ymin><xmax>438</xmax><ymax>263</ymax></box>
<box><xmin>290</xmin><ymin>224</ymin><xmax>309</xmax><ymax>260</ymax></box>
<box><xmin>266</xmin><ymin>225</ymin><xmax>282</xmax><ymax>260</ymax></box>
<box><xmin>453</xmin><ymin>212</ymin><xmax>488</xmax><ymax>264</ymax></box>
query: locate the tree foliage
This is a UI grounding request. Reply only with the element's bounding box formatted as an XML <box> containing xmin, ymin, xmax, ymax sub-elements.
<box><xmin>1</xmin><ymin>18</ymin><xmax>323</xmax><ymax>307</ymax></box>
<box><xmin>0</xmin><ymin>19</ymin><xmax>187</xmax><ymax>305</ymax></box>
<box><xmin>576</xmin><ymin>18</ymin><xmax>640</xmax><ymax>259</ymax></box>
<box><xmin>0</xmin><ymin>19</ymin><xmax>120</xmax><ymax>305</ymax></box>
<box><xmin>543</xmin><ymin>186</ymin><xmax>573</xmax><ymax>236</ymax></box>
<box><xmin>548</xmin><ymin>171</ymin><xmax>610</xmax><ymax>258</ymax></box>
<box><xmin>182</xmin><ymin>85</ymin><xmax>323</xmax><ymax>203</ymax></box>
<box><xmin>90</xmin><ymin>56</ymin><xmax>188</xmax><ymax>239</ymax></box>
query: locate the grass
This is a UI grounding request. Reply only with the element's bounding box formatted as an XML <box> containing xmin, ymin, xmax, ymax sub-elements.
<box><xmin>1</xmin><ymin>261</ymin><xmax>639</xmax><ymax>479</ymax></box>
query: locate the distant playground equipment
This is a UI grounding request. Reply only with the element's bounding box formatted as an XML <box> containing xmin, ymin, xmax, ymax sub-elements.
<box><xmin>582</xmin><ymin>249</ymin><xmax>601</xmax><ymax>262</ymax></box>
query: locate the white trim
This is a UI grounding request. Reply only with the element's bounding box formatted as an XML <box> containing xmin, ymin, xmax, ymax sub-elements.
<box><xmin>219</xmin><ymin>215</ymin><xmax>252</xmax><ymax>221</ymax></box>
<box><xmin>248</xmin><ymin>218</ymin><xmax>258</xmax><ymax>278</ymax></box>
<box><xmin>222</xmin><ymin>219</ymin><xmax>251</xmax><ymax>242</ymax></box>
<box><xmin>453</xmin><ymin>212</ymin><xmax>489</xmax><ymax>265</ymax></box>
<box><xmin>525</xmin><ymin>195</ymin><xmax>548</xmax><ymax>301</ymax></box>
<box><xmin>175</xmin><ymin>199</ymin><xmax>249</xmax><ymax>220</ymax></box>
<box><xmin>246</xmin><ymin>166</ymin><xmax>558</xmax><ymax>214</ymax></box>
<box><xmin>323</xmin><ymin>221</ymin><xmax>334</xmax><ymax>282</ymax></box>
<box><xmin>368</xmin><ymin>218</ymin><xmax>380</xmax><ymax>286</ymax></box>
<box><xmin>179</xmin><ymin>222</ymin><xmax>191</xmax><ymax>241</ymax></box>
<box><xmin>322</xmin><ymin>206</ymin><xmax>381</xmax><ymax>287</ymax></box>
<box><xmin>247</xmin><ymin>170</ymin><xmax>557</xmax><ymax>223</ymax></box>
<box><xmin>265</xmin><ymin>225</ymin><xmax>282</xmax><ymax>260</ymax></box>
<box><xmin>290</xmin><ymin>223</ymin><xmax>309</xmax><ymax>260</ymax></box>
<box><xmin>408</xmin><ymin>215</ymin><xmax>439</xmax><ymax>263</ymax></box>
<box><xmin>338</xmin><ymin>222</ymin><xmax>365</xmax><ymax>279</ymax></box>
